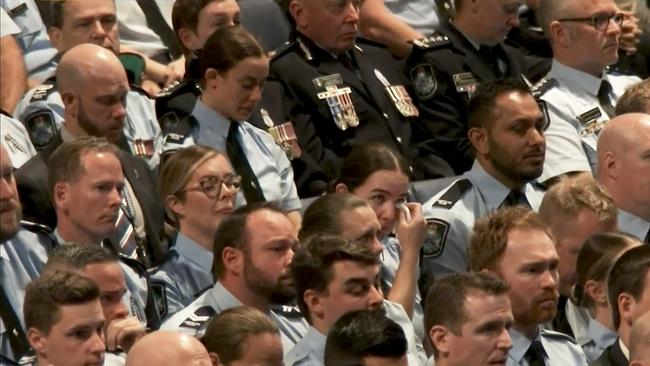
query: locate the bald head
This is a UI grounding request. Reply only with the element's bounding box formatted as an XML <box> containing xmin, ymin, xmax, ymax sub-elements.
<box><xmin>126</xmin><ymin>331</ymin><xmax>211</xmax><ymax>366</ymax></box>
<box><xmin>598</xmin><ymin>113</ymin><xmax>650</xmax><ymax>163</ymax></box>
<box><xmin>57</xmin><ymin>43</ymin><xmax>127</xmax><ymax>94</ymax></box>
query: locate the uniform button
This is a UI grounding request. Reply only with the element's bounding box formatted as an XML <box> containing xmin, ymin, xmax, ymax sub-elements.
<box><xmin>383</xmin><ymin>113</ymin><xmax>389</xmax><ymax>119</ymax></box>
<box><xmin>396</xmin><ymin>137</ymin><xmax>403</xmax><ymax>143</ymax></box>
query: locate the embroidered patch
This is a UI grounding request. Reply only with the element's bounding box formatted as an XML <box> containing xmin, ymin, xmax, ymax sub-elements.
<box><xmin>410</xmin><ymin>64</ymin><xmax>437</xmax><ymax>100</ymax></box>
<box><xmin>422</xmin><ymin>218</ymin><xmax>450</xmax><ymax>258</ymax></box>
<box><xmin>25</xmin><ymin>110</ymin><xmax>56</xmax><ymax>149</ymax></box>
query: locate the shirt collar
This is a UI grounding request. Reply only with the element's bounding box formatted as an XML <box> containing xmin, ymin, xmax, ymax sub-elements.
<box><xmin>619</xmin><ymin>338</ymin><xmax>630</xmax><ymax>360</ymax></box>
<box><xmin>586</xmin><ymin>318</ymin><xmax>617</xmax><ymax>348</ymax></box>
<box><xmin>305</xmin><ymin>326</ymin><xmax>327</xmax><ymax>359</ymax></box>
<box><xmin>0</xmin><ymin>243</ymin><xmax>8</xmax><ymax>262</ymax></box>
<box><xmin>53</xmin><ymin>228</ymin><xmax>102</xmax><ymax>246</ymax></box>
<box><xmin>508</xmin><ymin>327</ymin><xmax>536</xmax><ymax>363</ymax></box>
<box><xmin>548</xmin><ymin>59</ymin><xmax>606</xmax><ymax>97</ymax></box>
<box><xmin>467</xmin><ymin>161</ymin><xmax>513</xmax><ymax>208</ymax></box>
<box><xmin>173</xmin><ymin>232</ymin><xmax>213</xmax><ymax>272</ymax></box>
<box><xmin>209</xmin><ymin>281</ymin><xmax>243</xmax><ymax>309</ymax></box>
<box><xmin>192</xmin><ymin>98</ymin><xmax>231</xmax><ymax>139</ymax></box>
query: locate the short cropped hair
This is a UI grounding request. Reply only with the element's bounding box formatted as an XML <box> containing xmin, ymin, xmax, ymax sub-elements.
<box><xmin>202</xmin><ymin>306</ymin><xmax>279</xmax><ymax>364</ymax></box>
<box><xmin>24</xmin><ymin>271</ymin><xmax>100</xmax><ymax>334</ymax></box>
<box><xmin>469</xmin><ymin>206</ymin><xmax>552</xmax><ymax>272</ymax></box>
<box><xmin>536</xmin><ymin>0</ymin><xmax>570</xmax><ymax>38</ymax></box>
<box><xmin>538</xmin><ymin>175</ymin><xmax>617</xmax><ymax>235</ymax></box>
<box><xmin>608</xmin><ymin>245</ymin><xmax>650</xmax><ymax>330</ymax></box>
<box><xmin>467</xmin><ymin>78</ymin><xmax>533</xmax><ymax>130</ymax></box>
<box><xmin>292</xmin><ymin>235</ymin><xmax>380</xmax><ymax>323</ymax></box>
<box><xmin>212</xmin><ymin>202</ymin><xmax>284</xmax><ymax>278</ymax></box>
<box><xmin>47</xmin><ymin>137</ymin><xmax>120</xmax><ymax>198</ymax></box>
<box><xmin>36</xmin><ymin>0</ymin><xmax>115</xmax><ymax>29</ymax></box>
<box><xmin>424</xmin><ymin>272</ymin><xmax>509</xmax><ymax>358</ymax></box>
<box><xmin>324</xmin><ymin>309</ymin><xmax>407</xmax><ymax>366</ymax></box>
<box><xmin>615</xmin><ymin>79</ymin><xmax>650</xmax><ymax>115</ymax></box>
<box><xmin>45</xmin><ymin>243</ymin><xmax>119</xmax><ymax>273</ymax></box>
<box><xmin>299</xmin><ymin>193</ymin><xmax>369</xmax><ymax>241</ymax></box>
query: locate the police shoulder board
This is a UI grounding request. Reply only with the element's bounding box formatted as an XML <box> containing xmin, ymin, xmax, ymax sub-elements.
<box><xmin>270</xmin><ymin>304</ymin><xmax>303</xmax><ymax>319</ymax></box>
<box><xmin>270</xmin><ymin>40</ymin><xmax>302</xmax><ymax>61</ymax></box>
<box><xmin>179</xmin><ymin>306</ymin><xmax>216</xmax><ymax>333</ymax></box>
<box><xmin>540</xmin><ymin>328</ymin><xmax>579</xmax><ymax>345</ymax></box>
<box><xmin>529</xmin><ymin>77</ymin><xmax>558</xmax><ymax>98</ymax></box>
<box><xmin>409</xmin><ymin>32</ymin><xmax>452</xmax><ymax>51</ymax></box>
<box><xmin>29</xmin><ymin>79</ymin><xmax>57</xmax><ymax>103</ymax></box>
<box><xmin>431</xmin><ymin>178</ymin><xmax>473</xmax><ymax>209</ymax></box>
<box><xmin>21</xmin><ymin>220</ymin><xmax>53</xmax><ymax>236</ymax></box>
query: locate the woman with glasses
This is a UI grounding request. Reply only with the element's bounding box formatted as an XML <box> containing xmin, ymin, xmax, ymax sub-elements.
<box><xmin>162</xmin><ymin>25</ymin><xmax>302</xmax><ymax>228</ymax></box>
<box><xmin>152</xmin><ymin>145</ymin><xmax>240</xmax><ymax>320</ymax></box>
<box><xmin>330</xmin><ymin>143</ymin><xmax>427</xmax><ymax>339</ymax></box>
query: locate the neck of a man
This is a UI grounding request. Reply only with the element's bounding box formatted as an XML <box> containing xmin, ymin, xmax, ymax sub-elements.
<box><xmin>311</xmin><ymin>316</ymin><xmax>329</xmax><ymax>336</ymax></box>
<box><xmin>554</xmin><ymin>55</ymin><xmax>605</xmax><ymax>79</ymax></box>
<box><xmin>513</xmin><ymin>321</ymin><xmax>539</xmax><ymax>340</ymax></box>
<box><xmin>478</xmin><ymin>159</ymin><xmax>527</xmax><ymax>191</ymax></box>
<box><xmin>220</xmin><ymin>276</ymin><xmax>269</xmax><ymax>313</ymax></box>
<box><xmin>57</xmin><ymin>220</ymin><xmax>103</xmax><ymax>246</ymax></box>
<box><xmin>62</xmin><ymin>120</ymin><xmax>87</xmax><ymax>139</ymax></box>
<box><xmin>619</xmin><ymin>323</ymin><xmax>631</xmax><ymax>350</ymax></box>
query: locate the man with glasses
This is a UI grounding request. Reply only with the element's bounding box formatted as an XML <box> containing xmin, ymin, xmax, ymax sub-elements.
<box><xmin>535</xmin><ymin>0</ymin><xmax>641</xmax><ymax>186</ymax></box>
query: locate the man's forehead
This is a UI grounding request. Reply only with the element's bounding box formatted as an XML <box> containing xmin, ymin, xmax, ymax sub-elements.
<box><xmin>64</xmin><ymin>0</ymin><xmax>116</xmax><ymax>19</ymax></box>
<box><xmin>332</xmin><ymin>259</ymin><xmax>380</xmax><ymax>279</ymax></box>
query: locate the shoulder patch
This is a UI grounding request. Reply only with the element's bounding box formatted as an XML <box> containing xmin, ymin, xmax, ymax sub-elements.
<box><xmin>270</xmin><ymin>304</ymin><xmax>303</xmax><ymax>319</ymax></box>
<box><xmin>530</xmin><ymin>77</ymin><xmax>558</xmax><ymax>98</ymax></box>
<box><xmin>179</xmin><ymin>306</ymin><xmax>216</xmax><ymax>332</ymax></box>
<box><xmin>270</xmin><ymin>40</ymin><xmax>299</xmax><ymax>61</ymax></box>
<box><xmin>151</xmin><ymin>282</ymin><xmax>168</xmax><ymax>320</ymax></box>
<box><xmin>29</xmin><ymin>83</ymin><xmax>56</xmax><ymax>103</ymax></box>
<box><xmin>410</xmin><ymin>32</ymin><xmax>451</xmax><ymax>50</ymax></box>
<box><xmin>21</xmin><ymin>220</ymin><xmax>53</xmax><ymax>236</ymax></box>
<box><xmin>24</xmin><ymin>110</ymin><xmax>56</xmax><ymax>149</ymax></box>
<box><xmin>540</xmin><ymin>328</ymin><xmax>578</xmax><ymax>345</ymax></box>
<box><xmin>410</xmin><ymin>64</ymin><xmax>438</xmax><ymax>100</ymax></box>
<box><xmin>422</xmin><ymin>218</ymin><xmax>450</xmax><ymax>258</ymax></box>
<box><xmin>432</xmin><ymin>178</ymin><xmax>473</xmax><ymax>209</ymax></box>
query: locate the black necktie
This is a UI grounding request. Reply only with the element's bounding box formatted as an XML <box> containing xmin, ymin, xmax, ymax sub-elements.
<box><xmin>0</xmin><ymin>284</ymin><xmax>30</xmax><ymax>359</ymax></box>
<box><xmin>226</xmin><ymin>122</ymin><xmax>266</xmax><ymax>203</ymax></box>
<box><xmin>524</xmin><ymin>339</ymin><xmax>546</xmax><ymax>366</ymax></box>
<box><xmin>135</xmin><ymin>0</ymin><xmax>182</xmax><ymax>60</ymax></box>
<box><xmin>479</xmin><ymin>45</ymin><xmax>502</xmax><ymax>78</ymax></box>
<box><xmin>598</xmin><ymin>80</ymin><xmax>616</xmax><ymax>119</ymax></box>
<box><xmin>338</xmin><ymin>52</ymin><xmax>354</xmax><ymax>71</ymax></box>
<box><xmin>501</xmin><ymin>190</ymin><xmax>531</xmax><ymax>209</ymax></box>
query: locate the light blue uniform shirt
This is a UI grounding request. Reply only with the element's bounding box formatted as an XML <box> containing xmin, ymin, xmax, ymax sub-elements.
<box><xmin>507</xmin><ymin>327</ymin><xmax>587</xmax><ymax>366</ymax></box>
<box><xmin>618</xmin><ymin>209</ymin><xmax>649</xmax><ymax>243</ymax></box>
<box><xmin>0</xmin><ymin>0</ymin><xmax>58</xmax><ymax>83</ymax></box>
<box><xmin>150</xmin><ymin>232</ymin><xmax>214</xmax><ymax>320</ymax></box>
<box><xmin>187</xmin><ymin>99</ymin><xmax>301</xmax><ymax>211</ymax></box>
<box><xmin>0</xmin><ymin>225</ymin><xmax>51</xmax><ymax>362</ymax></box>
<box><xmin>160</xmin><ymin>281</ymin><xmax>309</xmax><ymax>355</ymax></box>
<box><xmin>381</xmin><ymin>236</ymin><xmax>425</xmax><ymax>340</ymax></box>
<box><xmin>538</xmin><ymin>59</ymin><xmax>640</xmax><ymax>182</ymax></box>
<box><xmin>14</xmin><ymin>86</ymin><xmax>163</xmax><ymax>168</ymax></box>
<box><xmin>421</xmin><ymin>161</ymin><xmax>545</xmax><ymax>277</ymax></box>
<box><xmin>579</xmin><ymin>318</ymin><xmax>617</xmax><ymax>363</ymax></box>
<box><xmin>383</xmin><ymin>0</ymin><xmax>440</xmax><ymax>35</ymax></box>
<box><xmin>1</xmin><ymin>113</ymin><xmax>36</xmax><ymax>168</ymax></box>
<box><xmin>284</xmin><ymin>326</ymin><xmax>326</xmax><ymax>366</ymax></box>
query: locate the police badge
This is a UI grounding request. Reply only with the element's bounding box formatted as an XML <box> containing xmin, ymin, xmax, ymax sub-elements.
<box><xmin>422</xmin><ymin>218</ymin><xmax>450</xmax><ymax>258</ymax></box>
<box><xmin>410</xmin><ymin>64</ymin><xmax>437</xmax><ymax>101</ymax></box>
<box><xmin>313</xmin><ymin>74</ymin><xmax>359</xmax><ymax>130</ymax></box>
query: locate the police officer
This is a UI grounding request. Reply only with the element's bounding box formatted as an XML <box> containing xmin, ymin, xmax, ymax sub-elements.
<box><xmin>421</xmin><ymin>80</ymin><xmax>546</xmax><ymax>290</ymax></box>
<box><xmin>1</xmin><ymin>112</ymin><xmax>36</xmax><ymax>169</ymax></box>
<box><xmin>535</xmin><ymin>0</ymin><xmax>641</xmax><ymax>185</ymax></box>
<box><xmin>160</xmin><ymin>204</ymin><xmax>308</xmax><ymax>354</ymax></box>
<box><xmin>158</xmin><ymin>0</ymin><xmax>326</xmax><ymax>196</ymax></box>
<box><xmin>15</xmin><ymin>45</ymin><xmax>167</xmax><ymax>267</ymax></box>
<box><xmin>0</xmin><ymin>145</ymin><xmax>52</xmax><ymax>365</ymax></box>
<box><xmin>12</xmin><ymin>0</ymin><xmax>163</xmax><ymax>168</ymax></box>
<box><xmin>271</xmin><ymin>0</ymin><xmax>452</xmax><ymax>182</ymax></box>
<box><xmin>469</xmin><ymin>207</ymin><xmax>589</xmax><ymax>366</ymax></box>
<box><xmin>404</xmin><ymin>0</ymin><xmax>548</xmax><ymax>174</ymax></box>
<box><xmin>152</xmin><ymin>146</ymin><xmax>239</xmax><ymax>319</ymax></box>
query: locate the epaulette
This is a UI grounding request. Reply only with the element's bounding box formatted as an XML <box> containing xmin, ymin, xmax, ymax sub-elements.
<box><xmin>179</xmin><ymin>306</ymin><xmax>216</xmax><ymax>331</ymax></box>
<box><xmin>29</xmin><ymin>82</ymin><xmax>57</xmax><ymax>103</ymax></box>
<box><xmin>156</xmin><ymin>79</ymin><xmax>200</xmax><ymax>99</ymax></box>
<box><xmin>540</xmin><ymin>328</ymin><xmax>578</xmax><ymax>344</ymax></box>
<box><xmin>270</xmin><ymin>40</ymin><xmax>299</xmax><ymax>61</ymax></box>
<box><xmin>409</xmin><ymin>32</ymin><xmax>451</xmax><ymax>50</ymax></box>
<box><xmin>355</xmin><ymin>37</ymin><xmax>389</xmax><ymax>50</ymax></box>
<box><xmin>530</xmin><ymin>77</ymin><xmax>557</xmax><ymax>98</ymax></box>
<box><xmin>21</xmin><ymin>220</ymin><xmax>53</xmax><ymax>236</ymax></box>
<box><xmin>432</xmin><ymin>178</ymin><xmax>472</xmax><ymax>209</ymax></box>
<box><xmin>270</xmin><ymin>304</ymin><xmax>304</xmax><ymax>319</ymax></box>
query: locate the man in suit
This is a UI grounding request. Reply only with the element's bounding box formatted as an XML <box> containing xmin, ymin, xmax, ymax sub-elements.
<box><xmin>15</xmin><ymin>44</ymin><xmax>166</xmax><ymax>267</ymax></box>
<box><xmin>404</xmin><ymin>0</ymin><xmax>549</xmax><ymax>174</ymax></box>
<box><xmin>271</xmin><ymin>0</ymin><xmax>453</xmax><ymax>182</ymax></box>
<box><xmin>592</xmin><ymin>245</ymin><xmax>650</xmax><ymax>366</ymax></box>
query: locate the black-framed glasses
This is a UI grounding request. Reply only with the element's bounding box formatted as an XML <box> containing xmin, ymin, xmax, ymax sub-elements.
<box><xmin>558</xmin><ymin>13</ymin><xmax>624</xmax><ymax>31</ymax></box>
<box><xmin>179</xmin><ymin>175</ymin><xmax>242</xmax><ymax>199</ymax></box>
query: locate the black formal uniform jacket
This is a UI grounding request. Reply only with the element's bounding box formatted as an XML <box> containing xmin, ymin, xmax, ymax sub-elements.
<box><xmin>405</xmin><ymin>21</ymin><xmax>550</xmax><ymax>174</ymax></box>
<box><xmin>155</xmin><ymin>56</ymin><xmax>329</xmax><ymax>197</ymax></box>
<box><xmin>590</xmin><ymin>339</ymin><xmax>628</xmax><ymax>366</ymax></box>
<box><xmin>15</xmin><ymin>132</ymin><xmax>168</xmax><ymax>266</ymax></box>
<box><xmin>270</xmin><ymin>32</ymin><xmax>453</xmax><ymax>181</ymax></box>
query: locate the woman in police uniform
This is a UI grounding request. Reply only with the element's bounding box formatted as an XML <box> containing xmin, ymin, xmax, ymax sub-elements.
<box><xmin>152</xmin><ymin>146</ymin><xmax>239</xmax><ymax>320</ymax></box>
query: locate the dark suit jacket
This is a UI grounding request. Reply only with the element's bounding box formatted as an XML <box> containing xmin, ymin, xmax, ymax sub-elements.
<box><xmin>405</xmin><ymin>21</ymin><xmax>550</xmax><ymax>174</ymax></box>
<box><xmin>590</xmin><ymin>339</ymin><xmax>628</xmax><ymax>366</ymax></box>
<box><xmin>15</xmin><ymin>132</ymin><xmax>167</xmax><ymax>266</ymax></box>
<box><xmin>271</xmin><ymin>32</ymin><xmax>453</xmax><ymax>181</ymax></box>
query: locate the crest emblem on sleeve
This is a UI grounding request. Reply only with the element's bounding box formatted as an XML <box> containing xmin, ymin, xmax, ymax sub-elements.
<box><xmin>410</xmin><ymin>64</ymin><xmax>437</xmax><ymax>100</ymax></box>
<box><xmin>422</xmin><ymin>218</ymin><xmax>450</xmax><ymax>257</ymax></box>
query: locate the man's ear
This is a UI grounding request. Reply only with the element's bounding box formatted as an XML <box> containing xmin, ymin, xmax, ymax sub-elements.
<box><xmin>334</xmin><ymin>183</ymin><xmax>348</xmax><ymax>193</ymax></box>
<box><xmin>48</xmin><ymin>27</ymin><xmax>64</xmax><ymax>52</ymax></box>
<box><xmin>221</xmin><ymin>246</ymin><xmax>243</xmax><ymax>276</ymax></box>
<box><xmin>429</xmin><ymin>325</ymin><xmax>452</xmax><ymax>357</ymax></box>
<box><xmin>303</xmin><ymin>289</ymin><xmax>325</xmax><ymax>319</ymax></box>
<box><xmin>548</xmin><ymin>21</ymin><xmax>571</xmax><ymax>49</ymax></box>
<box><xmin>27</xmin><ymin>328</ymin><xmax>47</xmax><ymax>358</ymax></box>
<box><xmin>209</xmin><ymin>351</ymin><xmax>222</xmax><ymax>366</ymax></box>
<box><xmin>60</xmin><ymin>92</ymin><xmax>78</xmax><ymax>120</ymax></box>
<box><xmin>53</xmin><ymin>182</ymin><xmax>70</xmax><ymax>213</ymax></box>
<box><xmin>178</xmin><ymin>28</ymin><xmax>198</xmax><ymax>52</ymax></box>
<box><xmin>618</xmin><ymin>292</ymin><xmax>635</xmax><ymax>328</ymax></box>
<box><xmin>468</xmin><ymin>127</ymin><xmax>488</xmax><ymax>156</ymax></box>
<box><xmin>289</xmin><ymin>0</ymin><xmax>306</xmax><ymax>29</ymax></box>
